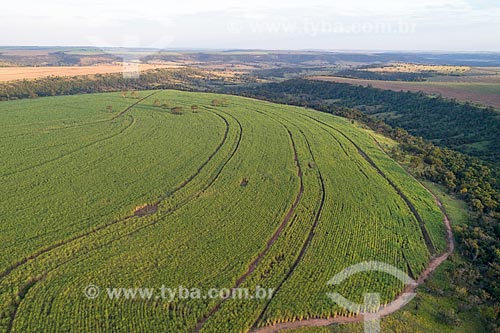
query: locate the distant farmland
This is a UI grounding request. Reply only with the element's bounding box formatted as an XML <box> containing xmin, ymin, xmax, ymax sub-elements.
<box><xmin>0</xmin><ymin>91</ymin><xmax>447</xmax><ymax>332</ymax></box>
<box><xmin>0</xmin><ymin>63</ymin><xmax>179</xmax><ymax>82</ymax></box>
<box><xmin>310</xmin><ymin>76</ymin><xmax>500</xmax><ymax>109</ymax></box>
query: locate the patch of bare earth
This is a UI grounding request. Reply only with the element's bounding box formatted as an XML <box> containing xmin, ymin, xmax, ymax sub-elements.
<box><xmin>133</xmin><ymin>204</ymin><xmax>158</xmax><ymax>217</ymax></box>
<box><xmin>0</xmin><ymin>63</ymin><xmax>181</xmax><ymax>82</ymax></box>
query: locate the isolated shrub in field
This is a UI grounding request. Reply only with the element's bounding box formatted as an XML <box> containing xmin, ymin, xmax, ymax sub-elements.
<box><xmin>240</xmin><ymin>177</ymin><xmax>249</xmax><ymax>186</ymax></box>
<box><xmin>212</xmin><ymin>98</ymin><xmax>229</xmax><ymax>107</ymax></box>
<box><xmin>171</xmin><ymin>106</ymin><xmax>183</xmax><ymax>115</ymax></box>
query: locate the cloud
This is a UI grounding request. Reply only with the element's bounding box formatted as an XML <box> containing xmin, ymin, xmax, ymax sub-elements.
<box><xmin>1</xmin><ymin>0</ymin><xmax>499</xmax><ymax>50</ymax></box>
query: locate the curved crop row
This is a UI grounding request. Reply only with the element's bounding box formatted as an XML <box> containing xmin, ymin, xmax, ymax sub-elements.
<box><xmin>0</xmin><ymin>91</ymin><xmax>446</xmax><ymax>333</ymax></box>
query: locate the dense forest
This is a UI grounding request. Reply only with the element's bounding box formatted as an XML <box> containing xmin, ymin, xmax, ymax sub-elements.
<box><xmin>378</xmin><ymin>115</ymin><xmax>500</xmax><ymax>331</ymax></box>
<box><xmin>232</xmin><ymin>79</ymin><xmax>500</xmax><ymax>163</ymax></box>
<box><xmin>360</xmin><ymin>109</ymin><xmax>500</xmax><ymax>331</ymax></box>
<box><xmin>250</xmin><ymin>66</ymin><xmax>336</xmax><ymax>79</ymax></box>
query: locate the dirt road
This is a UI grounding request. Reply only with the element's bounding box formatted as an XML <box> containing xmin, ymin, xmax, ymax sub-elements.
<box><xmin>251</xmin><ymin>172</ymin><xmax>454</xmax><ymax>333</ymax></box>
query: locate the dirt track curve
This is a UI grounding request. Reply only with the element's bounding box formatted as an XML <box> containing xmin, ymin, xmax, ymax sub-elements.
<box><xmin>194</xmin><ymin>124</ymin><xmax>305</xmax><ymax>332</ymax></box>
<box><xmin>250</xmin><ymin>128</ymin><xmax>454</xmax><ymax>333</ymax></box>
<box><xmin>2</xmin><ymin>105</ymin><xmax>238</xmax><ymax>333</ymax></box>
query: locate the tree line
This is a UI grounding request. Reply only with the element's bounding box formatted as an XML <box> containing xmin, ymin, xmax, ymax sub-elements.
<box><xmin>335</xmin><ymin>69</ymin><xmax>434</xmax><ymax>81</ymax></box>
<box><xmin>230</xmin><ymin>79</ymin><xmax>500</xmax><ymax>163</ymax></box>
<box><xmin>0</xmin><ymin>68</ymin><xmax>250</xmax><ymax>101</ymax></box>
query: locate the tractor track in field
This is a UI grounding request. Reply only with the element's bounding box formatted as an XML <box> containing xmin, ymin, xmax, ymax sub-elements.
<box><xmin>195</xmin><ymin>107</ymin><xmax>243</xmax><ymax>192</ymax></box>
<box><xmin>0</xmin><ymin>115</ymin><xmax>121</xmax><ymax>140</ymax></box>
<box><xmin>249</xmin><ymin>115</ymin><xmax>453</xmax><ymax>333</ymax></box>
<box><xmin>110</xmin><ymin>94</ymin><xmax>155</xmax><ymax>120</ymax></box>
<box><xmin>0</xmin><ymin>92</ymin><xmax>159</xmax><ymax>178</ymax></box>
<box><xmin>304</xmin><ymin>115</ymin><xmax>436</xmax><ymax>255</ymax></box>
<box><xmin>305</xmin><ymin>118</ymin><xmax>420</xmax><ymax>276</ymax></box>
<box><xmin>0</xmin><ymin>92</ymin><xmax>163</xmax><ymax>281</ymax></box>
<box><xmin>319</xmin><ymin>125</ymin><xmax>371</xmax><ymax>180</ymax></box>
<box><xmin>367</xmin><ymin>134</ymin><xmax>454</xmax><ymax>261</ymax></box>
<box><xmin>0</xmin><ymin>95</ymin><xmax>156</xmax><ymax>140</ymax></box>
<box><xmin>250</xmin><ymin>178</ymin><xmax>453</xmax><ymax>333</ymax></box>
<box><xmin>234</xmin><ymin>108</ymin><xmax>329</xmax><ymax>330</ymax></box>
<box><xmin>0</xmin><ymin>106</ymin><xmax>232</xmax><ymax>283</ymax></box>
<box><xmin>0</xmin><ymin>115</ymin><xmax>136</xmax><ymax>178</ymax></box>
<box><xmin>1</xmin><ymin>97</ymin><xmax>453</xmax><ymax>333</ymax></box>
<box><xmin>2</xmin><ymin>108</ymin><xmax>241</xmax><ymax>333</ymax></box>
<box><xmin>249</xmin><ymin>127</ymin><xmax>327</xmax><ymax>331</ymax></box>
<box><xmin>193</xmin><ymin>115</ymin><xmax>305</xmax><ymax>333</ymax></box>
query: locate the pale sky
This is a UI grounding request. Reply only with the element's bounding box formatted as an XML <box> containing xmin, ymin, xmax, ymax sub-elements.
<box><xmin>2</xmin><ymin>0</ymin><xmax>500</xmax><ymax>51</ymax></box>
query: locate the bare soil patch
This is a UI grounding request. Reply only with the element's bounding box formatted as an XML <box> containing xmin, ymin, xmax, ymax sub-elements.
<box><xmin>0</xmin><ymin>63</ymin><xmax>180</xmax><ymax>82</ymax></box>
<box><xmin>133</xmin><ymin>204</ymin><xmax>159</xmax><ymax>217</ymax></box>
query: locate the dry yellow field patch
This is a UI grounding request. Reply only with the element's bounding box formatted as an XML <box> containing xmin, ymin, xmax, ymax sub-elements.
<box><xmin>0</xmin><ymin>63</ymin><xmax>182</xmax><ymax>82</ymax></box>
